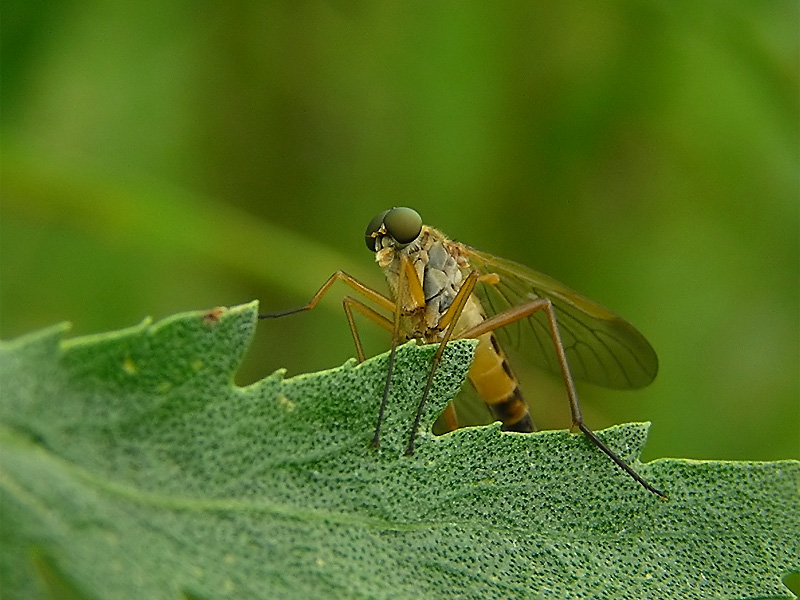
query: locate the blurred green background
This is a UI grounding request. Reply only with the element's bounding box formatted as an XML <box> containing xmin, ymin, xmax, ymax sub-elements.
<box><xmin>2</xmin><ymin>1</ymin><xmax>798</xmax><ymax>464</ymax></box>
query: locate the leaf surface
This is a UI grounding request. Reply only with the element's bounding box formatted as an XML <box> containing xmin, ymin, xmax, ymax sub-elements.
<box><xmin>1</xmin><ymin>303</ymin><xmax>797</xmax><ymax>599</ymax></box>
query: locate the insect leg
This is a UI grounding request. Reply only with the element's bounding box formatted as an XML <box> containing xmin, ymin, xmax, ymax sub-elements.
<box><xmin>342</xmin><ymin>296</ymin><xmax>394</xmax><ymax>363</ymax></box>
<box><xmin>405</xmin><ymin>270</ymin><xmax>480</xmax><ymax>455</ymax></box>
<box><xmin>460</xmin><ymin>296</ymin><xmax>665</xmax><ymax>498</ymax></box>
<box><xmin>400</xmin><ymin>250</ymin><xmax>426</xmax><ymax>309</ymax></box>
<box><xmin>259</xmin><ymin>271</ymin><xmax>396</xmax><ymax>364</ymax></box>
<box><xmin>440</xmin><ymin>403</ymin><xmax>460</xmax><ymax>431</ymax></box>
<box><xmin>259</xmin><ymin>271</ymin><xmax>396</xmax><ymax>319</ymax></box>
<box><xmin>260</xmin><ymin>272</ymin><xmax>404</xmax><ymax>448</ymax></box>
<box><xmin>372</xmin><ymin>257</ymin><xmax>410</xmax><ymax>449</ymax></box>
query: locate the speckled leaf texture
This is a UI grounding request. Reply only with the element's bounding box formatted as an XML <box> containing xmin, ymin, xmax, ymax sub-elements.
<box><xmin>1</xmin><ymin>302</ymin><xmax>797</xmax><ymax>600</ymax></box>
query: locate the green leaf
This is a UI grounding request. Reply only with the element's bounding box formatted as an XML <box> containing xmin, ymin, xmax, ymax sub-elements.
<box><xmin>1</xmin><ymin>303</ymin><xmax>798</xmax><ymax>600</ymax></box>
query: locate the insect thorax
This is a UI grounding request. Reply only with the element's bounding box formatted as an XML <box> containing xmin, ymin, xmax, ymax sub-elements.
<box><xmin>377</xmin><ymin>226</ymin><xmax>484</xmax><ymax>342</ymax></box>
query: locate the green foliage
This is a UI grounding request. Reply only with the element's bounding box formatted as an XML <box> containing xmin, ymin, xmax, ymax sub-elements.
<box><xmin>1</xmin><ymin>303</ymin><xmax>798</xmax><ymax>600</ymax></box>
<box><xmin>2</xmin><ymin>2</ymin><xmax>798</xmax><ymax>467</ymax></box>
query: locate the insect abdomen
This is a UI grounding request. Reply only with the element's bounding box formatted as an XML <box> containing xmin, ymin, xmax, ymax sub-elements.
<box><xmin>468</xmin><ymin>332</ymin><xmax>535</xmax><ymax>433</ymax></box>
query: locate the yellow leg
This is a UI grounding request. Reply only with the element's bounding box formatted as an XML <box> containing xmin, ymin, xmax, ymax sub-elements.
<box><xmin>259</xmin><ymin>271</ymin><xmax>396</xmax><ymax>317</ymax></box>
<box><xmin>342</xmin><ymin>296</ymin><xmax>394</xmax><ymax>363</ymax></box>
<box><xmin>400</xmin><ymin>253</ymin><xmax>426</xmax><ymax>309</ymax></box>
<box><xmin>260</xmin><ymin>267</ymin><xmax>419</xmax><ymax>451</ymax></box>
<box><xmin>260</xmin><ymin>270</ymin><xmax>397</xmax><ymax>364</ymax></box>
<box><xmin>372</xmin><ymin>256</ymin><xmax>410</xmax><ymax>448</ymax></box>
<box><xmin>405</xmin><ymin>270</ymin><xmax>480</xmax><ymax>454</ymax></box>
<box><xmin>459</xmin><ymin>295</ymin><xmax>665</xmax><ymax>498</ymax></box>
<box><xmin>440</xmin><ymin>402</ymin><xmax>460</xmax><ymax>432</ymax></box>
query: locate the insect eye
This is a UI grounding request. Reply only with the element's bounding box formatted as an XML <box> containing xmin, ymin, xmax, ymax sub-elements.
<box><xmin>365</xmin><ymin>210</ymin><xmax>390</xmax><ymax>251</ymax></box>
<box><xmin>384</xmin><ymin>207</ymin><xmax>422</xmax><ymax>245</ymax></box>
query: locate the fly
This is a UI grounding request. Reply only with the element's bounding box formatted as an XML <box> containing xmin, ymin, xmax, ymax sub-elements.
<box><xmin>260</xmin><ymin>207</ymin><xmax>664</xmax><ymax>498</ymax></box>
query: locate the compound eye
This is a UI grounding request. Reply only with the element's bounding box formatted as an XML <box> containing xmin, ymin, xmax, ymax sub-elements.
<box><xmin>365</xmin><ymin>209</ymin><xmax>390</xmax><ymax>251</ymax></box>
<box><xmin>384</xmin><ymin>207</ymin><xmax>422</xmax><ymax>245</ymax></box>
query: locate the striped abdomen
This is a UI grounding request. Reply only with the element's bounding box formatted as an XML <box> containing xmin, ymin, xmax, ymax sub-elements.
<box><xmin>468</xmin><ymin>331</ymin><xmax>536</xmax><ymax>433</ymax></box>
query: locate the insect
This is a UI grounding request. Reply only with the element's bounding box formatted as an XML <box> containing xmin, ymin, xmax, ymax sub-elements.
<box><xmin>260</xmin><ymin>207</ymin><xmax>663</xmax><ymax>497</ymax></box>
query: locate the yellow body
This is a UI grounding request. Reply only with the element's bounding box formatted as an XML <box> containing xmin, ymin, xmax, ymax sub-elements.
<box><xmin>376</xmin><ymin>225</ymin><xmax>533</xmax><ymax>432</ymax></box>
<box><xmin>266</xmin><ymin>206</ymin><xmax>662</xmax><ymax>495</ymax></box>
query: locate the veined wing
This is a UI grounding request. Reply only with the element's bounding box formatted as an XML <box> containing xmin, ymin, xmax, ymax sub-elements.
<box><xmin>460</xmin><ymin>245</ymin><xmax>658</xmax><ymax>389</ymax></box>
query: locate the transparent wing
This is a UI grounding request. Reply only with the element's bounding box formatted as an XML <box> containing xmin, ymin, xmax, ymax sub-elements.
<box><xmin>460</xmin><ymin>245</ymin><xmax>658</xmax><ymax>389</ymax></box>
